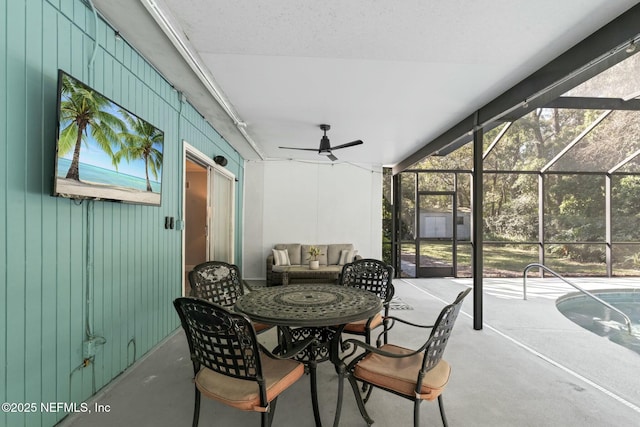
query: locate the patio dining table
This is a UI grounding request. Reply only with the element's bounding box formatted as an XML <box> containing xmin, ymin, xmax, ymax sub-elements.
<box><xmin>235</xmin><ymin>284</ymin><xmax>382</xmax><ymax>427</ymax></box>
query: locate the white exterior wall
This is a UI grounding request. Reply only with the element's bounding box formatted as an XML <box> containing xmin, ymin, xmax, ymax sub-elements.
<box><xmin>242</xmin><ymin>160</ymin><xmax>383</xmax><ymax>279</ymax></box>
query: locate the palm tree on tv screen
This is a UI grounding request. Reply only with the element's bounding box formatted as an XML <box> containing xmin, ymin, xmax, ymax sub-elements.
<box><xmin>117</xmin><ymin>111</ymin><xmax>164</xmax><ymax>192</ymax></box>
<box><xmin>58</xmin><ymin>74</ymin><xmax>126</xmax><ymax>181</ymax></box>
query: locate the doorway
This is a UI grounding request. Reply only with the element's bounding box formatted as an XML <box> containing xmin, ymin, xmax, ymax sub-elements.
<box><xmin>185</xmin><ymin>159</ymin><xmax>208</xmax><ymax>284</ymax></box>
<box><xmin>182</xmin><ymin>143</ymin><xmax>236</xmax><ymax>295</ymax></box>
<box><xmin>416</xmin><ymin>192</ymin><xmax>456</xmax><ymax>277</ymax></box>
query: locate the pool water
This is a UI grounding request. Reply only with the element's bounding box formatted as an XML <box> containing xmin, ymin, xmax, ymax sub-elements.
<box><xmin>556</xmin><ymin>289</ymin><xmax>640</xmax><ymax>355</ymax></box>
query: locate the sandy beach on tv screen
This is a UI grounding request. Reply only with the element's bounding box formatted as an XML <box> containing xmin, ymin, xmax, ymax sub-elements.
<box><xmin>55</xmin><ymin>178</ymin><xmax>161</xmax><ymax>205</ymax></box>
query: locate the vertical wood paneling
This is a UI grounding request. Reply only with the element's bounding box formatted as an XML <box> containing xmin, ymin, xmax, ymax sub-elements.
<box><xmin>0</xmin><ymin>1</ymin><xmax>9</xmax><ymax>425</ymax></box>
<box><xmin>0</xmin><ymin>0</ymin><xmax>8</xmax><ymax>423</ymax></box>
<box><xmin>123</xmin><ymin>208</ymin><xmax>134</xmax><ymax>360</ymax></box>
<box><xmin>25</xmin><ymin>1</ymin><xmax>45</xmax><ymax>425</ymax></box>
<box><xmin>101</xmin><ymin>204</ymin><xmax>113</xmax><ymax>385</ymax></box>
<box><xmin>5</xmin><ymin>1</ymin><xmax>27</xmax><ymax>426</ymax></box>
<box><xmin>58</xmin><ymin>0</ymin><xmax>72</xmax><ymax>19</ymax></box>
<box><xmin>57</xmin><ymin>5</ymin><xmax>78</xmax><ymax>423</ymax></box>
<box><xmin>68</xmin><ymin>20</ymin><xmax>87</xmax><ymax>404</ymax></box>
<box><xmin>2</xmin><ymin>1</ymin><xmax>243</xmax><ymax>425</ymax></box>
<box><xmin>55</xmin><ymin>9</ymin><xmax>73</xmax><ymax>415</ymax></box>
<box><xmin>126</xmin><ymin>206</ymin><xmax>135</xmax><ymax>364</ymax></box>
<box><xmin>40</xmin><ymin>6</ymin><xmax>60</xmax><ymax>426</ymax></box>
<box><xmin>91</xmin><ymin>204</ymin><xmax>103</xmax><ymax>388</ymax></box>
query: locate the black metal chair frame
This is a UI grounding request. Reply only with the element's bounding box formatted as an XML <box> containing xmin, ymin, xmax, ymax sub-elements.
<box><xmin>338</xmin><ymin>258</ymin><xmax>395</xmax><ymax>346</ymax></box>
<box><xmin>189</xmin><ymin>261</ymin><xmax>246</xmax><ymax>306</ymax></box>
<box><xmin>173</xmin><ymin>297</ymin><xmax>314</xmax><ymax>427</ymax></box>
<box><xmin>333</xmin><ymin>288</ymin><xmax>471</xmax><ymax>427</ymax></box>
<box><xmin>188</xmin><ymin>260</ymin><xmax>272</xmax><ymax>334</ymax></box>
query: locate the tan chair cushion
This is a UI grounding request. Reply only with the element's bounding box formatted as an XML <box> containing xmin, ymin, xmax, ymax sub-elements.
<box><xmin>195</xmin><ymin>353</ymin><xmax>305</xmax><ymax>412</ymax></box>
<box><xmin>343</xmin><ymin>313</ymin><xmax>383</xmax><ymax>333</ymax></box>
<box><xmin>252</xmin><ymin>322</ymin><xmax>272</xmax><ymax>333</ymax></box>
<box><xmin>353</xmin><ymin>344</ymin><xmax>450</xmax><ymax>401</ymax></box>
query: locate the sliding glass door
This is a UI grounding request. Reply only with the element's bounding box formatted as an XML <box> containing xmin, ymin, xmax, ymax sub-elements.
<box><xmin>209</xmin><ymin>166</ymin><xmax>235</xmax><ymax>263</ymax></box>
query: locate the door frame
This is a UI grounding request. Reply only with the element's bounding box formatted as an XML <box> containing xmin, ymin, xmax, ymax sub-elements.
<box><xmin>208</xmin><ymin>163</ymin><xmax>236</xmax><ymax>263</ymax></box>
<box><xmin>181</xmin><ymin>141</ymin><xmax>236</xmax><ymax>295</ymax></box>
<box><xmin>416</xmin><ymin>190</ymin><xmax>457</xmax><ymax>277</ymax></box>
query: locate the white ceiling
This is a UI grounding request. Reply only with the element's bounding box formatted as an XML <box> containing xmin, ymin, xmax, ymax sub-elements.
<box><xmin>93</xmin><ymin>0</ymin><xmax>639</xmax><ymax>167</ymax></box>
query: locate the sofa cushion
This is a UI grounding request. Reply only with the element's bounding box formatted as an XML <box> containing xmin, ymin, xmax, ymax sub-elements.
<box><xmin>274</xmin><ymin>243</ymin><xmax>302</xmax><ymax>265</ymax></box>
<box><xmin>272</xmin><ymin>265</ymin><xmax>343</xmax><ymax>273</ymax></box>
<box><xmin>301</xmin><ymin>244</ymin><xmax>328</xmax><ymax>265</ymax></box>
<box><xmin>327</xmin><ymin>244</ymin><xmax>354</xmax><ymax>265</ymax></box>
<box><xmin>338</xmin><ymin>249</ymin><xmax>358</xmax><ymax>265</ymax></box>
<box><xmin>272</xmin><ymin>249</ymin><xmax>291</xmax><ymax>266</ymax></box>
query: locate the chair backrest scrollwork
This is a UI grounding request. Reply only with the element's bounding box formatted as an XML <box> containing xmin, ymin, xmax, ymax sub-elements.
<box><xmin>173</xmin><ymin>297</ymin><xmax>263</xmax><ymax>381</ymax></box>
<box><xmin>189</xmin><ymin>261</ymin><xmax>245</xmax><ymax>307</ymax></box>
<box><xmin>339</xmin><ymin>258</ymin><xmax>395</xmax><ymax>304</ymax></box>
<box><xmin>421</xmin><ymin>288</ymin><xmax>470</xmax><ymax>374</ymax></box>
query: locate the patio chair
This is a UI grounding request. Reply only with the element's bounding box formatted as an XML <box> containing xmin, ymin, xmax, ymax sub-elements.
<box><xmin>338</xmin><ymin>258</ymin><xmax>394</xmax><ymax>346</ymax></box>
<box><xmin>333</xmin><ymin>288</ymin><xmax>471</xmax><ymax>427</ymax></box>
<box><xmin>189</xmin><ymin>260</ymin><xmax>271</xmax><ymax>333</ymax></box>
<box><xmin>173</xmin><ymin>297</ymin><xmax>315</xmax><ymax>427</ymax></box>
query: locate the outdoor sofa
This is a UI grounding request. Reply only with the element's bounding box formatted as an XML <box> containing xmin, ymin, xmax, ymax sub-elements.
<box><xmin>266</xmin><ymin>243</ymin><xmax>360</xmax><ymax>286</ymax></box>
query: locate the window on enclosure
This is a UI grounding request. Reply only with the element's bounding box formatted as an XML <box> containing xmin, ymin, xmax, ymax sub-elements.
<box><xmin>393</xmin><ymin>49</ymin><xmax>640</xmax><ymax>278</ymax></box>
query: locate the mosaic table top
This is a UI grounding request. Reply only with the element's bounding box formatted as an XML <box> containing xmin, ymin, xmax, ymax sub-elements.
<box><xmin>235</xmin><ymin>284</ymin><xmax>383</xmax><ymax>327</ymax></box>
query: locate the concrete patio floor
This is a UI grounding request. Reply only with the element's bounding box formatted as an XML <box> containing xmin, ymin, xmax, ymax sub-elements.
<box><xmin>59</xmin><ymin>278</ymin><xmax>640</xmax><ymax>427</ymax></box>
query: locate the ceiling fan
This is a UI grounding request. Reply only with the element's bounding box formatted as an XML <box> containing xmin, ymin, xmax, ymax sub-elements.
<box><xmin>279</xmin><ymin>124</ymin><xmax>363</xmax><ymax>161</ymax></box>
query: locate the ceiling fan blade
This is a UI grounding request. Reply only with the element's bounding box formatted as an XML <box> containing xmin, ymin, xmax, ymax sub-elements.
<box><xmin>278</xmin><ymin>146</ymin><xmax>319</xmax><ymax>152</ymax></box>
<box><xmin>330</xmin><ymin>140</ymin><xmax>363</xmax><ymax>150</ymax></box>
<box><xmin>327</xmin><ymin>153</ymin><xmax>338</xmax><ymax>161</ymax></box>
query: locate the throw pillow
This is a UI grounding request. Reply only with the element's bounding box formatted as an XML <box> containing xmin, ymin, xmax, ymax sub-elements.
<box><xmin>272</xmin><ymin>249</ymin><xmax>291</xmax><ymax>266</ymax></box>
<box><xmin>338</xmin><ymin>249</ymin><xmax>357</xmax><ymax>265</ymax></box>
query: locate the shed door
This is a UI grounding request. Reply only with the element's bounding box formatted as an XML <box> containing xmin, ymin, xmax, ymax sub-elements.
<box><xmin>417</xmin><ymin>193</ymin><xmax>455</xmax><ymax>277</ymax></box>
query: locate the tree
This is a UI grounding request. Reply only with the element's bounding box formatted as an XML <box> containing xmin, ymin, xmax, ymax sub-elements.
<box><xmin>612</xmin><ymin>175</ymin><xmax>640</xmax><ymax>240</ymax></box>
<box><xmin>57</xmin><ymin>74</ymin><xmax>126</xmax><ymax>180</ymax></box>
<box><xmin>116</xmin><ymin>111</ymin><xmax>164</xmax><ymax>191</ymax></box>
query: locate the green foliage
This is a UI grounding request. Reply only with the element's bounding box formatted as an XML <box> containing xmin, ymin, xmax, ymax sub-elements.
<box><xmin>117</xmin><ymin>110</ymin><xmax>164</xmax><ymax>191</ymax></box>
<box><xmin>612</xmin><ymin>175</ymin><xmax>640</xmax><ymax>240</ymax></box>
<box><xmin>392</xmin><ymin>100</ymin><xmax>640</xmax><ymax>274</ymax></box>
<box><xmin>623</xmin><ymin>251</ymin><xmax>640</xmax><ymax>267</ymax></box>
<box><xmin>545</xmin><ymin>175</ymin><xmax>605</xmax><ymax>247</ymax></box>
<box><xmin>58</xmin><ymin>74</ymin><xmax>163</xmax><ymax>190</ymax></box>
<box><xmin>306</xmin><ymin>246</ymin><xmax>323</xmax><ymax>261</ymax></box>
<box><xmin>391</xmin><ymin>53</ymin><xmax>640</xmax><ymax>273</ymax></box>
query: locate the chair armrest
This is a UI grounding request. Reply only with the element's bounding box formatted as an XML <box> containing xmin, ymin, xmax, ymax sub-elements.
<box><xmin>346</xmin><ymin>338</ymin><xmax>424</xmax><ymax>358</ymax></box>
<box><xmin>375</xmin><ymin>316</ymin><xmax>434</xmax><ymax>348</ymax></box>
<box><xmin>384</xmin><ymin>316</ymin><xmax>434</xmax><ymax>330</ymax></box>
<box><xmin>260</xmin><ymin>336</ymin><xmax>316</xmax><ymax>360</ymax></box>
<box><xmin>339</xmin><ymin>338</ymin><xmax>426</xmax><ymax>369</ymax></box>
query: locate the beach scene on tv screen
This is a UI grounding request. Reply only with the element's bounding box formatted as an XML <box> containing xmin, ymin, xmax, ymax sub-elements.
<box><xmin>55</xmin><ymin>72</ymin><xmax>163</xmax><ymax>205</ymax></box>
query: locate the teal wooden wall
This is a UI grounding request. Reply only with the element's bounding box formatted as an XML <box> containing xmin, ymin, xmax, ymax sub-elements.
<box><xmin>0</xmin><ymin>1</ymin><xmax>244</xmax><ymax>426</ymax></box>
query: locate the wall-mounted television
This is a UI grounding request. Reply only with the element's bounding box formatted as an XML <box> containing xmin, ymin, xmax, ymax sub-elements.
<box><xmin>53</xmin><ymin>70</ymin><xmax>164</xmax><ymax>206</ymax></box>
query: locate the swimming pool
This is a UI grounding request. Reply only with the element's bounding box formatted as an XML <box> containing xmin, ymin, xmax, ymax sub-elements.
<box><xmin>556</xmin><ymin>288</ymin><xmax>640</xmax><ymax>355</ymax></box>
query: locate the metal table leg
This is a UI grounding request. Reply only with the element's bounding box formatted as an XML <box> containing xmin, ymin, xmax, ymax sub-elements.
<box><xmin>280</xmin><ymin>326</ymin><xmax>337</xmax><ymax>426</ymax></box>
<box><xmin>309</xmin><ymin>360</ymin><xmax>322</xmax><ymax>426</ymax></box>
